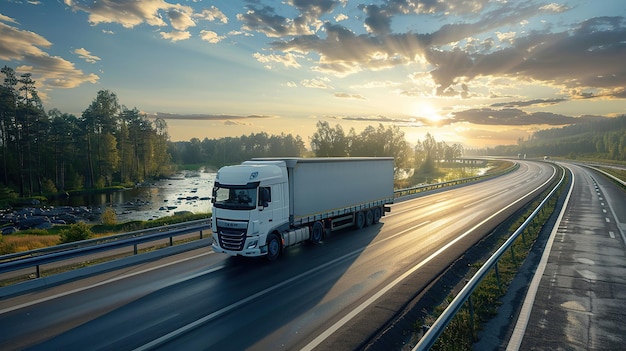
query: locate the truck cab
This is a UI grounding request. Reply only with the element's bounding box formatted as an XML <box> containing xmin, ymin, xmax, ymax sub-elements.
<box><xmin>211</xmin><ymin>161</ymin><xmax>289</xmax><ymax>257</ymax></box>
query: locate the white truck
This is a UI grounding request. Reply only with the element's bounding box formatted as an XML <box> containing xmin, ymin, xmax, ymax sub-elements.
<box><xmin>211</xmin><ymin>157</ymin><xmax>394</xmax><ymax>260</ymax></box>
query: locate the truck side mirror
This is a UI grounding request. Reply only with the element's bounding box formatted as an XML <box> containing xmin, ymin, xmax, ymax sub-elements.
<box><xmin>259</xmin><ymin>187</ymin><xmax>270</xmax><ymax>208</ymax></box>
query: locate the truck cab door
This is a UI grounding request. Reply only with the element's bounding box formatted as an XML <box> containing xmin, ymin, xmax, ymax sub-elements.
<box><xmin>258</xmin><ymin>186</ymin><xmax>274</xmax><ymax>227</ymax></box>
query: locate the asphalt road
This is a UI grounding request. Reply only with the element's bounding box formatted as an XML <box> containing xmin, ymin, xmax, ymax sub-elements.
<box><xmin>506</xmin><ymin>163</ymin><xmax>626</xmax><ymax>350</ymax></box>
<box><xmin>0</xmin><ymin>161</ymin><xmax>557</xmax><ymax>351</ymax></box>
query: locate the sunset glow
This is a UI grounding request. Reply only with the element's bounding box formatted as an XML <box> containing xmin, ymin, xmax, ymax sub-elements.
<box><xmin>1</xmin><ymin>1</ymin><xmax>624</xmax><ymax>149</ymax></box>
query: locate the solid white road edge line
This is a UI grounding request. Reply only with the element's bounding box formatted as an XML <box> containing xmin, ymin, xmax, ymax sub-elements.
<box><xmin>505</xmin><ymin>168</ymin><xmax>575</xmax><ymax>351</ymax></box>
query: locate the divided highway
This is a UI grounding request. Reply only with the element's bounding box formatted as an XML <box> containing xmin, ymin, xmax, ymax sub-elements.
<box><xmin>0</xmin><ymin>161</ymin><xmax>557</xmax><ymax>351</ymax></box>
<box><xmin>504</xmin><ymin>163</ymin><xmax>626</xmax><ymax>350</ymax></box>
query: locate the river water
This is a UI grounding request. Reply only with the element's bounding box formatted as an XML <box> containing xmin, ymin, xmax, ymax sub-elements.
<box><xmin>50</xmin><ymin>171</ymin><xmax>216</xmax><ymax>223</ymax></box>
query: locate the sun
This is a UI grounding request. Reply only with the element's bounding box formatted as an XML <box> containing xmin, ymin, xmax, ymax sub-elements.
<box><xmin>410</xmin><ymin>103</ymin><xmax>442</xmax><ymax>123</ymax></box>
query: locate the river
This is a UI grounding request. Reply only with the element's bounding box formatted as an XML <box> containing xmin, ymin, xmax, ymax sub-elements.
<box><xmin>50</xmin><ymin>171</ymin><xmax>216</xmax><ymax>223</ymax></box>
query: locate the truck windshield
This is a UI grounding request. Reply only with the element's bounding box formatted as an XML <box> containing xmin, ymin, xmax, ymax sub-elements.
<box><xmin>213</xmin><ymin>185</ymin><xmax>257</xmax><ymax>210</ymax></box>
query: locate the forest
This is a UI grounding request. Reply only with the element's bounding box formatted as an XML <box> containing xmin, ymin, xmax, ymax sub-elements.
<box><xmin>1</xmin><ymin>66</ymin><xmax>171</xmax><ymax>199</ymax></box>
<box><xmin>10</xmin><ymin>63</ymin><xmax>596</xmax><ymax>206</ymax></box>
<box><xmin>467</xmin><ymin>115</ymin><xmax>626</xmax><ymax>161</ymax></box>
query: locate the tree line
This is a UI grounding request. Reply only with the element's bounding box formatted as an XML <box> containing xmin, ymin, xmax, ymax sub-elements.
<box><xmin>169</xmin><ymin>121</ymin><xmax>464</xmax><ymax>178</ymax></box>
<box><xmin>1</xmin><ymin>64</ymin><xmax>465</xmax><ymax>202</ymax></box>
<box><xmin>1</xmin><ymin>66</ymin><xmax>170</xmax><ymax>198</ymax></box>
<box><xmin>467</xmin><ymin>115</ymin><xmax>626</xmax><ymax>160</ymax></box>
<box><xmin>168</xmin><ymin>132</ymin><xmax>307</xmax><ymax>168</ymax></box>
<box><xmin>309</xmin><ymin>121</ymin><xmax>463</xmax><ymax>176</ymax></box>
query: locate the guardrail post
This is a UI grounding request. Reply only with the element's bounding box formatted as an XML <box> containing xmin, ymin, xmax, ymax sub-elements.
<box><xmin>510</xmin><ymin>246</ymin><xmax>517</xmax><ymax>266</ymax></box>
<box><xmin>134</xmin><ymin>244</ymin><xmax>138</xmax><ymax>255</ymax></box>
<box><xmin>36</xmin><ymin>264</ymin><xmax>41</xmax><ymax>278</ymax></box>
<box><xmin>200</xmin><ymin>229</ymin><xmax>203</xmax><ymax>239</ymax></box>
<box><xmin>494</xmin><ymin>262</ymin><xmax>502</xmax><ymax>292</ymax></box>
<box><xmin>467</xmin><ymin>295</ymin><xmax>476</xmax><ymax>341</ymax></box>
<box><xmin>169</xmin><ymin>236</ymin><xmax>173</xmax><ymax>246</ymax></box>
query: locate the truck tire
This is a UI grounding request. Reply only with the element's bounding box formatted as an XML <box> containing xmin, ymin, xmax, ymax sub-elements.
<box><xmin>373</xmin><ymin>207</ymin><xmax>382</xmax><ymax>224</ymax></box>
<box><xmin>266</xmin><ymin>233</ymin><xmax>281</xmax><ymax>261</ymax></box>
<box><xmin>365</xmin><ymin>209</ymin><xmax>374</xmax><ymax>226</ymax></box>
<box><xmin>310</xmin><ymin>221</ymin><xmax>324</xmax><ymax>244</ymax></box>
<box><xmin>355</xmin><ymin>211</ymin><xmax>365</xmax><ymax>229</ymax></box>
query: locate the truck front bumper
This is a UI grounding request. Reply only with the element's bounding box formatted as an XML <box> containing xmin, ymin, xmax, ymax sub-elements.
<box><xmin>211</xmin><ymin>241</ymin><xmax>266</xmax><ymax>257</ymax></box>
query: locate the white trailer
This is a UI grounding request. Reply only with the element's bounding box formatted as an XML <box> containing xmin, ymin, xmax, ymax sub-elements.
<box><xmin>211</xmin><ymin>157</ymin><xmax>394</xmax><ymax>260</ymax></box>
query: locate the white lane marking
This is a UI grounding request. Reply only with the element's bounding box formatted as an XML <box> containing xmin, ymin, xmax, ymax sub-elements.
<box><xmin>134</xmin><ymin>220</ymin><xmax>431</xmax><ymax>351</ymax></box>
<box><xmin>0</xmin><ymin>252</ymin><xmax>217</xmax><ymax>315</ymax></box>
<box><xmin>606</xmin><ymin>218</ymin><xmax>611</xmax><ymax>223</ymax></box>
<box><xmin>609</xmin><ymin>232</ymin><xmax>615</xmax><ymax>239</ymax></box>
<box><xmin>463</xmin><ymin>189</ymin><xmax>509</xmax><ymax>208</ymax></box>
<box><xmin>506</xmin><ymin>167</ymin><xmax>575</xmax><ymax>351</ymax></box>
<box><xmin>302</xmin><ymin>165</ymin><xmax>557</xmax><ymax>351</ymax></box>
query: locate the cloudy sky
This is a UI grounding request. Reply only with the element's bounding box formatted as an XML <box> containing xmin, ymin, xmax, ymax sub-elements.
<box><xmin>1</xmin><ymin>0</ymin><xmax>625</xmax><ymax>148</ymax></box>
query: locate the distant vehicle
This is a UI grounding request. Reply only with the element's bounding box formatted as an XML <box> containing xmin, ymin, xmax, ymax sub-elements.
<box><xmin>211</xmin><ymin>157</ymin><xmax>395</xmax><ymax>260</ymax></box>
<box><xmin>544</xmin><ymin>155</ymin><xmax>550</xmax><ymax>160</ymax></box>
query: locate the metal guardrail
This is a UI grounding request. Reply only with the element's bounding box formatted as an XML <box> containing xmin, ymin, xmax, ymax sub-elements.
<box><xmin>580</xmin><ymin>164</ymin><xmax>626</xmax><ymax>187</ymax></box>
<box><xmin>413</xmin><ymin>165</ymin><xmax>566</xmax><ymax>350</ymax></box>
<box><xmin>0</xmin><ymin>161</ymin><xmax>519</xmax><ymax>284</ymax></box>
<box><xmin>0</xmin><ymin>218</ymin><xmax>211</xmax><ymax>262</ymax></box>
<box><xmin>395</xmin><ymin>162</ymin><xmax>519</xmax><ymax>198</ymax></box>
<box><xmin>0</xmin><ymin>219</ymin><xmax>211</xmax><ymax>278</ymax></box>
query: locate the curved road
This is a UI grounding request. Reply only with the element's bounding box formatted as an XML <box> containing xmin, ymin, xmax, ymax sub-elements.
<box><xmin>505</xmin><ymin>163</ymin><xmax>626</xmax><ymax>350</ymax></box>
<box><xmin>0</xmin><ymin>161</ymin><xmax>557</xmax><ymax>351</ymax></box>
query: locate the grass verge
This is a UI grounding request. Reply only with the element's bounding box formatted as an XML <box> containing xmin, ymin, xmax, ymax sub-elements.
<box><xmin>410</xmin><ymin>170</ymin><xmax>566</xmax><ymax>350</ymax></box>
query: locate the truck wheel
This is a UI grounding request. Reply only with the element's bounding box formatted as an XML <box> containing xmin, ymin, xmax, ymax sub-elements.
<box><xmin>310</xmin><ymin>221</ymin><xmax>324</xmax><ymax>244</ymax></box>
<box><xmin>373</xmin><ymin>207</ymin><xmax>382</xmax><ymax>224</ymax></box>
<box><xmin>365</xmin><ymin>209</ymin><xmax>374</xmax><ymax>226</ymax></box>
<box><xmin>266</xmin><ymin>233</ymin><xmax>281</xmax><ymax>261</ymax></box>
<box><xmin>355</xmin><ymin>211</ymin><xmax>365</xmax><ymax>229</ymax></box>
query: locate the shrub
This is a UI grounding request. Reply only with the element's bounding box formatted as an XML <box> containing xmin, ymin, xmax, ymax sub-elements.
<box><xmin>59</xmin><ymin>222</ymin><xmax>93</xmax><ymax>244</ymax></box>
<box><xmin>101</xmin><ymin>207</ymin><xmax>117</xmax><ymax>225</ymax></box>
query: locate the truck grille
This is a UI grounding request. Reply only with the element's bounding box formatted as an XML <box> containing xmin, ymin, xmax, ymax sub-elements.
<box><xmin>218</xmin><ymin>228</ymin><xmax>247</xmax><ymax>251</ymax></box>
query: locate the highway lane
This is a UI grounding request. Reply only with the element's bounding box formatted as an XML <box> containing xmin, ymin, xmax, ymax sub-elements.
<box><xmin>0</xmin><ymin>161</ymin><xmax>557</xmax><ymax>351</ymax></box>
<box><xmin>506</xmin><ymin>163</ymin><xmax>626</xmax><ymax>350</ymax></box>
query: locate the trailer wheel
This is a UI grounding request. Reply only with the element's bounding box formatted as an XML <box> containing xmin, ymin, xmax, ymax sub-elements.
<box><xmin>373</xmin><ymin>207</ymin><xmax>382</xmax><ymax>224</ymax></box>
<box><xmin>354</xmin><ymin>211</ymin><xmax>365</xmax><ymax>229</ymax></box>
<box><xmin>310</xmin><ymin>221</ymin><xmax>324</xmax><ymax>244</ymax></box>
<box><xmin>365</xmin><ymin>209</ymin><xmax>374</xmax><ymax>226</ymax></box>
<box><xmin>266</xmin><ymin>233</ymin><xmax>281</xmax><ymax>261</ymax></box>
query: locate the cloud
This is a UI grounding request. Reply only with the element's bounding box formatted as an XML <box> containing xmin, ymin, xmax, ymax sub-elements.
<box><xmin>0</xmin><ymin>16</ymin><xmax>99</xmax><ymax>90</ymax></box>
<box><xmin>427</xmin><ymin>16</ymin><xmax>626</xmax><ymax>98</ymax></box>
<box><xmin>152</xmin><ymin>112</ymin><xmax>277</xmax><ymax>120</ymax></box>
<box><xmin>64</xmin><ymin>0</ymin><xmax>227</xmax><ymax>41</ymax></box>
<box><xmin>449</xmin><ymin>108</ymin><xmax>579</xmax><ymax>126</ymax></box>
<box><xmin>197</xmin><ymin>6</ymin><xmax>228</xmax><ymax>24</ymax></box>
<box><xmin>301</xmin><ymin>77</ymin><xmax>331</xmax><ymax>89</ymax></box>
<box><xmin>167</xmin><ymin>8</ymin><xmax>196</xmax><ymax>31</ymax></box>
<box><xmin>224</xmin><ymin>120</ymin><xmax>253</xmax><ymax>126</ymax></box>
<box><xmin>0</xmin><ymin>13</ymin><xmax>19</xmax><ymax>24</ymax></box>
<box><xmin>249</xmin><ymin>1</ymin><xmax>624</xmax><ymax>103</ymax></box>
<box><xmin>334</xmin><ymin>92</ymin><xmax>365</xmax><ymax>99</ymax></box>
<box><xmin>0</xmin><ymin>19</ymin><xmax>52</xmax><ymax>61</ymax></box>
<box><xmin>490</xmin><ymin>98</ymin><xmax>567</xmax><ymax>108</ymax></box>
<box><xmin>73</xmin><ymin>48</ymin><xmax>101</xmax><ymax>63</ymax></box>
<box><xmin>64</xmin><ymin>0</ymin><xmax>171</xmax><ymax>28</ymax></box>
<box><xmin>253</xmin><ymin>52</ymin><xmax>301</xmax><ymax>68</ymax></box>
<box><xmin>237</xmin><ymin>4</ymin><xmax>316</xmax><ymax>37</ymax></box>
<box><xmin>334</xmin><ymin>13</ymin><xmax>348</xmax><ymax>22</ymax></box>
<box><xmin>338</xmin><ymin>114</ymin><xmax>424</xmax><ymax>127</ymax></box>
<box><xmin>160</xmin><ymin>30</ymin><xmax>191</xmax><ymax>41</ymax></box>
<box><xmin>200</xmin><ymin>30</ymin><xmax>225</xmax><ymax>43</ymax></box>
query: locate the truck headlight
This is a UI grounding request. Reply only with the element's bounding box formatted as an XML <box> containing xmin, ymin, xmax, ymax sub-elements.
<box><xmin>247</xmin><ymin>240</ymin><xmax>258</xmax><ymax>249</ymax></box>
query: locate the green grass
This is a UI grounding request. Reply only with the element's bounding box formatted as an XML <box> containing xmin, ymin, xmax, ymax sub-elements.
<box><xmin>0</xmin><ymin>212</ymin><xmax>211</xmax><ymax>255</ymax></box>
<box><xmin>414</xmin><ymin>170</ymin><xmax>565</xmax><ymax>350</ymax></box>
